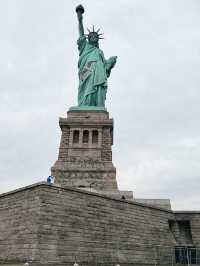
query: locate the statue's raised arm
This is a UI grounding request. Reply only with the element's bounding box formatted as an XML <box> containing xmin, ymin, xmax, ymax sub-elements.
<box><xmin>76</xmin><ymin>5</ymin><xmax>85</xmax><ymax>37</ymax></box>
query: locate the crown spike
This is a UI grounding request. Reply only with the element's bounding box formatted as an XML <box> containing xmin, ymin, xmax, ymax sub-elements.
<box><xmin>97</xmin><ymin>28</ymin><xmax>101</xmax><ymax>33</ymax></box>
<box><xmin>87</xmin><ymin>28</ymin><xmax>91</xmax><ymax>33</ymax></box>
<box><xmin>92</xmin><ymin>25</ymin><xmax>95</xmax><ymax>32</ymax></box>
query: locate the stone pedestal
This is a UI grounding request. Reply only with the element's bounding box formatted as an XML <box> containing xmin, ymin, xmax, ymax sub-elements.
<box><xmin>51</xmin><ymin>109</ymin><xmax>118</xmax><ymax>192</ymax></box>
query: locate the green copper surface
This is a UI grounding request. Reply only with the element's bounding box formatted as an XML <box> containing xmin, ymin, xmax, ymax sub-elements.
<box><xmin>69</xmin><ymin>106</ymin><xmax>106</xmax><ymax>112</ymax></box>
<box><xmin>75</xmin><ymin>5</ymin><xmax>117</xmax><ymax>108</ymax></box>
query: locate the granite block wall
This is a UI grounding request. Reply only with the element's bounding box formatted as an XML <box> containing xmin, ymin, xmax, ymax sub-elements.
<box><xmin>36</xmin><ymin>183</ymin><xmax>175</xmax><ymax>265</ymax></box>
<box><xmin>1</xmin><ymin>183</ymin><xmax>200</xmax><ymax>266</ymax></box>
<box><xmin>0</xmin><ymin>185</ymin><xmax>40</xmax><ymax>264</ymax></box>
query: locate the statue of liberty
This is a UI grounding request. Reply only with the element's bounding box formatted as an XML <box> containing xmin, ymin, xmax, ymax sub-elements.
<box><xmin>75</xmin><ymin>5</ymin><xmax>117</xmax><ymax>108</ymax></box>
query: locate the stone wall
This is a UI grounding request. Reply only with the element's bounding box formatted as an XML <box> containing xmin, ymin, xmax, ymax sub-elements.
<box><xmin>0</xmin><ymin>185</ymin><xmax>40</xmax><ymax>264</ymax></box>
<box><xmin>37</xmin><ymin>184</ymin><xmax>175</xmax><ymax>265</ymax></box>
<box><xmin>0</xmin><ymin>183</ymin><xmax>176</xmax><ymax>265</ymax></box>
<box><xmin>1</xmin><ymin>183</ymin><xmax>200</xmax><ymax>266</ymax></box>
<box><xmin>134</xmin><ymin>199</ymin><xmax>172</xmax><ymax>210</ymax></box>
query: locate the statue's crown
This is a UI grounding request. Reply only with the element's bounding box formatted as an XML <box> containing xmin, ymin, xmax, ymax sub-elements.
<box><xmin>85</xmin><ymin>26</ymin><xmax>104</xmax><ymax>40</ymax></box>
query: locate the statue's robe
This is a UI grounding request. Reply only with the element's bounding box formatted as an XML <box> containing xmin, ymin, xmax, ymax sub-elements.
<box><xmin>77</xmin><ymin>36</ymin><xmax>109</xmax><ymax>107</ymax></box>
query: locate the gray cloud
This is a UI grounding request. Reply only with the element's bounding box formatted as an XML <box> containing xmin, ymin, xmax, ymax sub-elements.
<box><xmin>0</xmin><ymin>0</ymin><xmax>200</xmax><ymax>210</ymax></box>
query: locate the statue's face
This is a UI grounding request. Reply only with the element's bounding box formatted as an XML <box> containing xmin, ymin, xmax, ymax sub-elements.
<box><xmin>88</xmin><ymin>32</ymin><xmax>99</xmax><ymax>46</ymax></box>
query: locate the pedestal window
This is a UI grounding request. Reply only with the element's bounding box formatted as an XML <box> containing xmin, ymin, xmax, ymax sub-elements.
<box><xmin>92</xmin><ymin>130</ymin><xmax>98</xmax><ymax>144</ymax></box>
<box><xmin>73</xmin><ymin>130</ymin><xmax>79</xmax><ymax>144</ymax></box>
<box><xmin>83</xmin><ymin>130</ymin><xmax>89</xmax><ymax>143</ymax></box>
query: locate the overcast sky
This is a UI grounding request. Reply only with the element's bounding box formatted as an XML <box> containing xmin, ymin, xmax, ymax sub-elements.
<box><xmin>0</xmin><ymin>0</ymin><xmax>200</xmax><ymax>210</ymax></box>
